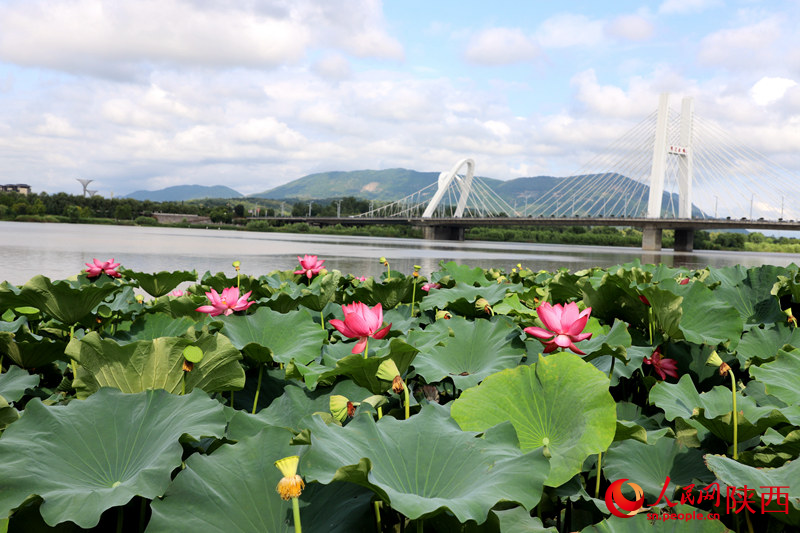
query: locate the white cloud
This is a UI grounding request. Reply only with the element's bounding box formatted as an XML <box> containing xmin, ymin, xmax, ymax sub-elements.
<box><xmin>535</xmin><ymin>14</ymin><xmax>605</xmax><ymax>48</ymax></box>
<box><xmin>751</xmin><ymin>77</ymin><xmax>798</xmax><ymax>106</ymax></box>
<box><xmin>659</xmin><ymin>0</ymin><xmax>722</xmax><ymax>14</ymax></box>
<box><xmin>697</xmin><ymin>18</ymin><xmax>782</xmax><ymax>71</ymax></box>
<box><xmin>464</xmin><ymin>28</ymin><xmax>540</xmax><ymax>65</ymax></box>
<box><xmin>604</xmin><ymin>14</ymin><xmax>655</xmax><ymax>42</ymax></box>
<box><xmin>35</xmin><ymin>114</ymin><xmax>79</xmax><ymax>137</ymax></box>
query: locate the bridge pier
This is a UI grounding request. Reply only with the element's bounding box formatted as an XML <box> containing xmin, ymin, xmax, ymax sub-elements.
<box><xmin>422</xmin><ymin>225</ymin><xmax>465</xmax><ymax>241</ymax></box>
<box><xmin>642</xmin><ymin>225</ymin><xmax>663</xmax><ymax>251</ymax></box>
<box><xmin>673</xmin><ymin>229</ymin><xmax>695</xmax><ymax>252</ymax></box>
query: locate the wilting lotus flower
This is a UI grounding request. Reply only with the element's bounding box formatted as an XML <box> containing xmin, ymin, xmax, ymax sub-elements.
<box><xmin>421</xmin><ymin>282</ymin><xmax>440</xmax><ymax>292</ymax></box>
<box><xmin>294</xmin><ymin>255</ymin><xmax>325</xmax><ymax>279</ymax></box>
<box><xmin>195</xmin><ymin>287</ymin><xmax>254</xmax><ymax>316</ymax></box>
<box><xmin>644</xmin><ymin>347</ymin><xmax>679</xmax><ymax>380</ymax></box>
<box><xmin>524</xmin><ymin>301</ymin><xmax>592</xmax><ymax>355</ymax></box>
<box><xmin>329</xmin><ymin>302</ymin><xmax>392</xmax><ymax>354</ymax></box>
<box><xmin>85</xmin><ymin>258</ymin><xmax>122</xmax><ymax>278</ymax></box>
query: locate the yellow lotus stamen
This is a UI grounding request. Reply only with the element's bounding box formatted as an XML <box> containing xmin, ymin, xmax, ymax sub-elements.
<box><xmin>277</xmin><ymin>474</ymin><xmax>305</xmax><ymax>500</ymax></box>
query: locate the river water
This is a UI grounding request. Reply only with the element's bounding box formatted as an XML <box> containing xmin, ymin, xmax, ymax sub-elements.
<box><xmin>1</xmin><ymin>221</ymin><xmax>798</xmax><ymax>286</ymax></box>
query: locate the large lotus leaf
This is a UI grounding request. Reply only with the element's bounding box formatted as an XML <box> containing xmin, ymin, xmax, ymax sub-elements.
<box><xmin>748</xmin><ymin>348</ymin><xmax>800</xmax><ymax>405</ymax></box>
<box><xmin>228</xmin><ymin>379</ymin><xmax>375</xmax><ymax>434</ymax></box>
<box><xmin>350</xmin><ymin>275</ymin><xmax>414</xmax><ymax>309</ymax></box>
<box><xmin>126</xmin><ymin>270</ymin><xmax>197</xmax><ymax>297</ymax></box>
<box><xmin>649</xmin><ymin>375</ymin><xmax>793</xmax><ymax>442</ymax></box>
<box><xmin>0</xmin><ymin>396</ymin><xmax>18</xmax><ymax>431</ymax></box>
<box><xmin>198</xmin><ymin>271</ymin><xmax>267</xmax><ymax>299</ymax></box>
<box><xmin>0</xmin><ymin>366</ymin><xmax>39</xmax><ymax>403</ymax></box>
<box><xmin>581</xmin><ymin>504</ymin><xmax>730</xmax><ymax>532</ymax></box>
<box><xmin>66</xmin><ymin>331</ymin><xmax>244</xmax><ymax>398</ymax></box>
<box><xmin>577</xmin><ymin>269</ymin><xmax>649</xmax><ymax>328</ymax></box>
<box><xmin>0</xmin><ymin>330</ymin><xmax>66</xmax><ymax>369</ymax></box>
<box><xmin>113</xmin><ymin>313</ymin><xmax>196</xmax><ymax>344</ymax></box>
<box><xmin>412</xmin><ymin>316</ymin><xmax>525</xmax><ymax>389</ymax></box>
<box><xmin>0</xmin><ymin>317</ymin><xmax>26</xmax><ymax>333</ymax></box>
<box><xmin>641</xmin><ymin>280</ymin><xmax>743</xmax><ymax>348</ymax></box>
<box><xmin>736</xmin><ymin>323</ymin><xmax>800</xmax><ymax>366</ymax></box>
<box><xmin>426</xmin><ymin>506</ymin><xmax>556</xmax><ymax>532</ymax></box>
<box><xmin>0</xmin><ymin>275</ymin><xmax>122</xmax><ymax>325</ymax></box>
<box><xmin>298</xmin><ymin>270</ymin><xmax>343</xmax><ymax>311</ymax></box>
<box><xmin>603</xmin><ymin>437</ymin><xmax>713</xmax><ymax>502</ymax></box>
<box><xmin>435</xmin><ymin>261</ymin><xmax>492</xmax><ymax>286</ymax></box>
<box><xmin>147</xmin><ymin>426</ymin><xmax>374</xmax><ymax>533</ymax></box>
<box><xmin>493</xmin><ymin>293</ymin><xmax>537</xmax><ymax>318</ymax></box>
<box><xmin>708</xmin><ymin>265</ymin><xmax>785</xmax><ymax>327</ymax></box>
<box><xmin>0</xmin><ymin>388</ymin><xmax>226</xmax><ymax>528</ymax></box>
<box><xmin>303</xmin><ymin>405</ymin><xmax>550</xmax><ymax>523</ymax></box>
<box><xmin>705</xmin><ymin>454</ymin><xmax>800</xmax><ymax>518</ymax></box>
<box><xmin>418</xmin><ymin>282</ymin><xmax>509</xmax><ymax>317</ymax></box>
<box><xmin>286</xmin><ymin>338</ymin><xmax>418</xmax><ymax>392</ymax></box>
<box><xmin>451</xmin><ymin>352</ymin><xmax>616</xmax><ymax>487</ymax></box>
<box><xmin>146</xmin><ymin>293</ymin><xmax>208</xmax><ymax>319</ymax></box>
<box><xmin>218</xmin><ymin>306</ymin><xmax>326</xmax><ymax>365</ymax></box>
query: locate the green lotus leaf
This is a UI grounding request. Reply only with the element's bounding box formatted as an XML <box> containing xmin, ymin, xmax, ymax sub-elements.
<box><xmin>286</xmin><ymin>338</ymin><xmax>418</xmax><ymax>392</ymax></box>
<box><xmin>198</xmin><ymin>271</ymin><xmax>265</xmax><ymax>299</ymax></box>
<box><xmin>0</xmin><ymin>366</ymin><xmax>39</xmax><ymax>403</ymax></box>
<box><xmin>113</xmin><ymin>313</ymin><xmax>196</xmax><ymax>344</ymax></box>
<box><xmin>578</xmin><ymin>267</ymin><xmax>650</xmax><ymax>328</ymax></box>
<box><xmin>736</xmin><ymin>323</ymin><xmax>800</xmax><ymax>366</ymax></box>
<box><xmin>603</xmin><ymin>437</ymin><xmax>713</xmax><ymax>502</ymax></box>
<box><xmin>218</xmin><ymin>307</ymin><xmax>326</xmax><ymax>365</ymax></box>
<box><xmin>93</xmin><ymin>285</ymin><xmax>139</xmax><ymax>319</ymax></box>
<box><xmin>451</xmin><ymin>352</ymin><xmax>616</xmax><ymax>486</ymax></box>
<box><xmin>748</xmin><ymin>348</ymin><xmax>800</xmax><ymax>405</ymax></box>
<box><xmin>66</xmin><ymin>331</ymin><xmax>244</xmax><ymax>398</ymax></box>
<box><xmin>0</xmin><ymin>329</ymin><xmax>66</xmax><ymax>369</ymax></box>
<box><xmin>706</xmin><ymin>265</ymin><xmax>785</xmax><ymax>328</ymax></box>
<box><xmin>0</xmin><ymin>275</ymin><xmax>122</xmax><ymax>325</ymax></box>
<box><xmin>302</xmin><ymin>405</ymin><xmax>549</xmax><ymax>523</ymax></box>
<box><xmin>705</xmin><ymin>454</ymin><xmax>800</xmax><ymax>517</ymax></box>
<box><xmin>298</xmin><ymin>270</ymin><xmax>343</xmax><ymax>311</ymax></box>
<box><xmin>146</xmin><ymin>293</ymin><xmax>208</xmax><ymax>319</ymax></box>
<box><xmin>649</xmin><ymin>374</ymin><xmax>794</xmax><ymax>442</ymax></box>
<box><xmin>0</xmin><ymin>317</ymin><xmax>26</xmax><ymax>333</ymax></box>
<box><xmin>0</xmin><ymin>395</ymin><xmax>18</xmax><ymax>431</ymax></box>
<box><xmin>492</xmin><ymin>293</ymin><xmax>537</xmax><ymax>317</ymax></box>
<box><xmin>147</xmin><ymin>425</ymin><xmax>374</xmax><ymax>533</ymax></box>
<box><xmin>126</xmin><ymin>270</ymin><xmax>197</xmax><ymax>297</ymax></box>
<box><xmin>426</xmin><ymin>506</ymin><xmax>557</xmax><ymax>532</ymax></box>
<box><xmin>418</xmin><ymin>282</ymin><xmax>509</xmax><ymax>317</ymax></box>
<box><xmin>0</xmin><ymin>388</ymin><xmax>227</xmax><ymax>528</ymax></box>
<box><xmin>641</xmin><ymin>279</ymin><xmax>743</xmax><ymax>348</ymax></box>
<box><xmin>412</xmin><ymin>316</ymin><xmax>525</xmax><ymax>389</ymax></box>
<box><xmin>738</xmin><ymin>427</ymin><xmax>800</xmax><ymax>467</ymax></box>
<box><xmin>436</xmin><ymin>261</ymin><xmax>492</xmax><ymax>286</ymax></box>
<box><xmin>581</xmin><ymin>504</ymin><xmax>730</xmax><ymax>532</ymax></box>
<box><xmin>350</xmin><ymin>275</ymin><xmax>414</xmax><ymax>310</ymax></box>
<box><xmin>227</xmin><ymin>379</ymin><xmax>374</xmax><ymax>435</ymax></box>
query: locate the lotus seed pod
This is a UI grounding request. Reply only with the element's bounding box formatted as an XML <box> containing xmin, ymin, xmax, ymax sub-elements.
<box><xmin>329</xmin><ymin>395</ymin><xmax>350</xmax><ymax>422</ymax></box>
<box><xmin>232</xmin><ymin>260</ymin><xmax>241</xmax><ymax>268</ymax></box>
<box><xmin>376</xmin><ymin>359</ymin><xmax>401</xmax><ymax>382</ymax></box>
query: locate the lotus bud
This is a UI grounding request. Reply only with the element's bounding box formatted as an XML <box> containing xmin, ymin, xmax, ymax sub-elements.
<box><xmin>475</xmin><ymin>297</ymin><xmax>493</xmax><ymax>315</ymax></box>
<box><xmin>511</xmin><ymin>268</ymin><xmax>517</xmax><ymax>273</ymax></box>
<box><xmin>435</xmin><ymin>310</ymin><xmax>452</xmax><ymax>320</ymax></box>
<box><xmin>329</xmin><ymin>395</ymin><xmax>351</xmax><ymax>422</ymax></box>
<box><xmin>275</xmin><ymin>455</ymin><xmax>304</xmax><ymax>500</ymax></box>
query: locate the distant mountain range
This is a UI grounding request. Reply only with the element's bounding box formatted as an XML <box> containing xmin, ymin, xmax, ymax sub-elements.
<box><xmin>124</xmin><ymin>185</ymin><xmax>243</xmax><ymax>202</ymax></box>
<box><xmin>122</xmin><ymin>168</ymin><xmax>703</xmax><ymax>217</ymax></box>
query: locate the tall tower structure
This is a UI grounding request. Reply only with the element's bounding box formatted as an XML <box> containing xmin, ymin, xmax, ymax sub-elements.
<box><xmin>76</xmin><ymin>178</ymin><xmax>94</xmax><ymax>198</ymax></box>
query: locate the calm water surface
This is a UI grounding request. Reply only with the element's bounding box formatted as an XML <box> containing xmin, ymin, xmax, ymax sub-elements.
<box><xmin>1</xmin><ymin>221</ymin><xmax>799</xmax><ymax>286</ymax></box>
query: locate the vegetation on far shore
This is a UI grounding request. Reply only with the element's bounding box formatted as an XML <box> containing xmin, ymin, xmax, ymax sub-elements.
<box><xmin>3</xmin><ymin>190</ymin><xmax>800</xmax><ymax>252</ymax></box>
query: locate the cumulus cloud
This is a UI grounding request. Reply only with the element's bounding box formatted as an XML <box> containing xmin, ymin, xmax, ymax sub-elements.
<box><xmin>751</xmin><ymin>77</ymin><xmax>798</xmax><ymax>106</ymax></box>
<box><xmin>535</xmin><ymin>13</ymin><xmax>605</xmax><ymax>48</ymax></box>
<box><xmin>659</xmin><ymin>0</ymin><xmax>722</xmax><ymax>14</ymax></box>
<box><xmin>604</xmin><ymin>14</ymin><xmax>655</xmax><ymax>42</ymax></box>
<box><xmin>697</xmin><ymin>18</ymin><xmax>782</xmax><ymax>71</ymax></box>
<box><xmin>464</xmin><ymin>28</ymin><xmax>540</xmax><ymax>65</ymax></box>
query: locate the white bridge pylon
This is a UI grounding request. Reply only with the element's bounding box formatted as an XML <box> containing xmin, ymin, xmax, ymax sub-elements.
<box><xmin>354</xmin><ymin>158</ymin><xmax>519</xmax><ymax>219</ymax></box>
<box><xmin>422</xmin><ymin>158</ymin><xmax>475</xmax><ymax>217</ymax></box>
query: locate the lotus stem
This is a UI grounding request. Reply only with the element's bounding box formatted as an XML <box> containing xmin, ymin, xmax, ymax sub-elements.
<box><xmin>116</xmin><ymin>507</ymin><xmax>124</xmax><ymax>533</ymax></box>
<box><xmin>292</xmin><ymin>496</ymin><xmax>302</xmax><ymax>533</ymax></box>
<box><xmin>386</xmin><ymin>263</ymin><xmax>390</xmax><ymax>281</ymax></box>
<box><xmin>363</xmin><ymin>339</ymin><xmax>368</xmax><ymax>359</ymax></box>
<box><xmin>377</xmin><ymin>406</ymin><xmax>383</xmax><ymax>420</ymax></box>
<box><xmin>417</xmin><ymin>519</ymin><xmax>423</xmax><ymax>533</ymax></box>
<box><xmin>595</xmin><ymin>452</ymin><xmax>602</xmax><ymax>498</ymax></box>
<box><xmin>648</xmin><ymin>307</ymin><xmax>654</xmax><ymax>345</ymax></box>
<box><xmin>320</xmin><ymin>310</ymin><xmax>324</xmax><ymax>330</ymax></box>
<box><xmin>373</xmin><ymin>501</ymin><xmax>382</xmax><ymax>532</ymax></box>
<box><xmin>404</xmin><ymin>385</ymin><xmax>410</xmax><ymax>420</ymax></box>
<box><xmin>730</xmin><ymin>369</ymin><xmax>738</xmax><ymax>459</ymax></box>
<box><xmin>252</xmin><ymin>364</ymin><xmax>264</xmax><ymax>414</ymax></box>
<box><xmin>410</xmin><ymin>280</ymin><xmax>416</xmax><ymax>317</ymax></box>
<box><xmin>181</xmin><ymin>373</ymin><xmax>185</xmax><ymax>396</ymax></box>
<box><xmin>230</xmin><ymin>390</ymin><xmax>234</xmax><ymax>407</ymax></box>
<box><xmin>69</xmin><ymin>324</ymin><xmax>79</xmax><ymax>383</ymax></box>
<box><xmin>0</xmin><ymin>355</ymin><xmax>3</xmax><ymax>374</ymax></box>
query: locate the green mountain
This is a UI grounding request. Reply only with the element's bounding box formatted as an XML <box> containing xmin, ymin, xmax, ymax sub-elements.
<box><xmin>250</xmin><ymin>169</ymin><xmax>442</xmax><ymax>200</ymax></box>
<box><xmin>124</xmin><ymin>185</ymin><xmax>243</xmax><ymax>202</ymax></box>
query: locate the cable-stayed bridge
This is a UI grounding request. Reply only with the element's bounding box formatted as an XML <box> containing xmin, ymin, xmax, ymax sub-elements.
<box><xmin>263</xmin><ymin>94</ymin><xmax>800</xmax><ymax>251</ymax></box>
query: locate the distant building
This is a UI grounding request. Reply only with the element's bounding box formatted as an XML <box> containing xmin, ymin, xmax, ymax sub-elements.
<box><xmin>1</xmin><ymin>184</ymin><xmax>31</xmax><ymax>195</ymax></box>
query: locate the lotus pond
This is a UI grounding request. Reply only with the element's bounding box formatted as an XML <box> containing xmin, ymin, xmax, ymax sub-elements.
<box><xmin>1</xmin><ymin>257</ymin><xmax>799</xmax><ymax>532</ymax></box>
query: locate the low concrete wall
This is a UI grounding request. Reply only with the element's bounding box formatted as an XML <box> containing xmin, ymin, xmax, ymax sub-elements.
<box><xmin>152</xmin><ymin>213</ymin><xmax>212</xmax><ymax>224</ymax></box>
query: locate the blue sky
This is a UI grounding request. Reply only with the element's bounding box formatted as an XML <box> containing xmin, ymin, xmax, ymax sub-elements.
<box><xmin>0</xmin><ymin>0</ymin><xmax>798</xmax><ymax>198</ymax></box>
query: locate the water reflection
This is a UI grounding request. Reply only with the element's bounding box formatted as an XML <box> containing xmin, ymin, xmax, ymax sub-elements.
<box><xmin>1</xmin><ymin>221</ymin><xmax>799</xmax><ymax>285</ymax></box>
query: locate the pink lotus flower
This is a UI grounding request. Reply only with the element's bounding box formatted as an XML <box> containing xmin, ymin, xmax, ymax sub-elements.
<box><xmin>638</xmin><ymin>294</ymin><xmax>650</xmax><ymax>306</ymax></box>
<box><xmin>85</xmin><ymin>258</ymin><xmax>122</xmax><ymax>278</ymax></box>
<box><xmin>421</xmin><ymin>282</ymin><xmax>441</xmax><ymax>292</ymax></box>
<box><xmin>678</xmin><ymin>277</ymin><xmax>690</xmax><ymax>285</ymax></box>
<box><xmin>353</xmin><ymin>276</ymin><xmax>367</xmax><ymax>282</ymax></box>
<box><xmin>171</xmin><ymin>289</ymin><xmax>184</xmax><ymax>297</ymax></box>
<box><xmin>524</xmin><ymin>301</ymin><xmax>593</xmax><ymax>355</ymax></box>
<box><xmin>329</xmin><ymin>302</ymin><xmax>392</xmax><ymax>354</ymax></box>
<box><xmin>294</xmin><ymin>255</ymin><xmax>325</xmax><ymax>279</ymax></box>
<box><xmin>195</xmin><ymin>287</ymin><xmax>254</xmax><ymax>316</ymax></box>
<box><xmin>643</xmin><ymin>347</ymin><xmax>679</xmax><ymax>380</ymax></box>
